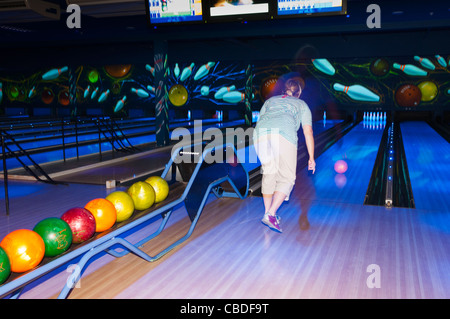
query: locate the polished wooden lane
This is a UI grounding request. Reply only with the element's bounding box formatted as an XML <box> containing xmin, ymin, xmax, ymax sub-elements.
<box><xmin>1</xmin><ymin>121</ymin><xmax>449</xmax><ymax>299</ymax></box>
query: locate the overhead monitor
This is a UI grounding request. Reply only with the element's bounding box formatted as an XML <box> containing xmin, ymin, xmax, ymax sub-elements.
<box><xmin>207</xmin><ymin>0</ymin><xmax>270</xmax><ymax>22</ymax></box>
<box><xmin>277</xmin><ymin>0</ymin><xmax>347</xmax><ymax>18</ymax></box>
<box><xmin>146</xmin><ymin>0</ymin><xmax>204</xmax><ymax>24</ymax></box>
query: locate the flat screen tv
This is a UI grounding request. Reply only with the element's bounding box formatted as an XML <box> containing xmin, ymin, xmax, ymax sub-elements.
<box><xmin>207</xmin><ymin>0</ymin><xmax>270</xmax><ymax>22</ymax></box>
<box><xmin>146</xmin><ymin>0</ymin><xmax>204</xmax><ymax>24</ymax></box>
<box><xmin>276</xmin><ymin>0</ymin><xmax>347</xmax><ymax>18</ymax></box>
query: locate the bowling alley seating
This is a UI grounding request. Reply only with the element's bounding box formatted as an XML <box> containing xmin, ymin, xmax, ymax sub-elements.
<box><xmin>0</xmin><ymin>140</ymin><xmax>249</xmax><ymax>299</ymax></box>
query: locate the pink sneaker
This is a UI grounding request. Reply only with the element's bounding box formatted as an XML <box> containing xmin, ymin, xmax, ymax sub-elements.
<box><xmin>261</xmin><ymin>213</ymin><xmax>282</xmax><ymax>233</ymax></box>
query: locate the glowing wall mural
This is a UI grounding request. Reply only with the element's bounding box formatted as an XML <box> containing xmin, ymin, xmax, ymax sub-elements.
<box><xmin>0</xmin><ymin>54</ymin><xmax>448</xmax><ymax>118</ymax></box>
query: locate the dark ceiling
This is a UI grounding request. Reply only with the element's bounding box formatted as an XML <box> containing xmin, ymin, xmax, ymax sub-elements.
<box><xmin>0</xmin><ymin>0</ymin><xmax>449</xmax><ymax>64</ymax></box>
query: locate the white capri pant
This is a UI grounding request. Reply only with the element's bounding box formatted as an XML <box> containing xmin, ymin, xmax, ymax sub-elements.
<box><xmin>254</xmin><ymin>133</ymin><xmax>297</xmax><ymax>196</ymax></box>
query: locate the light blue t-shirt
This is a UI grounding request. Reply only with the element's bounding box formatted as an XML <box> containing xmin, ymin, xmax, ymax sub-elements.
<box><xmin>253</xmin><ymin>95</ymin><xmax>312</xmax><ymax>146</ymax></box>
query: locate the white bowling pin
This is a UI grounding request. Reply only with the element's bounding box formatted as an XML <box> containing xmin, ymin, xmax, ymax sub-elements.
<box><xmin>180</xmin><ymin>63</ymin><xmax>195</xmax><ymax>82</ymax></box>
<box><xmin>214</xmin><ymin>85</ymin><xmax>236</xmax><ymax>99</ymax></box>
<box><xmin>131</xmin><ymin>87</ymin><xmax>149</xmax><ymax>98</ymax></box>
<box><xmin>114</xmin><ymin>96</ymin><xmax>127</xmax><ymax>113</ymax></box>
<box><xmin>42</xmin><ymin>66</ymin><xmax>68</xmax><ymax>80</ymax></box>
<box><xmin>414</xmin><ymin>56</ymin><xmax>435</xmax><ymax>70</ymax></box>
<box><xmin>194</xmin><ymin>62</ymin><xmax>215</xmax><ymax>81</ymax></box>
<box><xmin>98</xmin><ymin>90</ymin><xmax>110</xmax><ymax>103</ymax></box>
<box><xmin>222</xmin><ymin>91</ymin><xmax>245</xmax><ymax>103</ymax></box>
<box><xmin>174</xmin><ymin>63</ymin><xmax>180</xmax><ymax>78</ymax></box>
<box><xmin>333</xmin><ymin>83</ymin><xmax>380</xmax><ymax>102</ymax></box>
<box><xmin>393</xmin><ymin>63</ymin><xmax>427</xmax><ymax>76</ymax></box>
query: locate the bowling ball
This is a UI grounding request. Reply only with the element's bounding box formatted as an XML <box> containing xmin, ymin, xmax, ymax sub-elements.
<box><xmin>105</xmin><ymin>65</ymin><xmax>132</xmax><ymax>78</ymax></box>
<box><xmin>106</xmin><ymin>191</ymin><xmax>135</xmax><ymax>222</ymax></box>
<box><xmin>88</xmin><ymin>69</ymin><xmax>99</xmax><ymax>83</ymax></box>
<box><xmin>41</xmin><ymin>88</ymin><xmax>54</xmax><ymax>104</ymax></box>
<box><xmin>145</xmin><ymin>176</ymin><xmax>169</xmax><ymax>204</ymax></box>
<box><xmin>33</xmin><ymin>217</ymin><xmax>72</xmax><ymax>257</ymax></box>
<box><xmin>334</xmin><ymin>159</ymin><xmax>348</xmax><ymax>174</ymax></box>
<box><xmin>168</xmin><ymin>84</ymin><xmax>188</xmax><ymax>107</ymax></box>
<box><xmin>260</xmin><ymin>76</ymin><xmax>278</xmax><ymax>101</ymax></box>
<box><xmin>0</xmin><ymin>247</ymin><xmax>11</xmax><ymax>284</ymax></box>
<box><xmin>0</xmin><ymin>229</ymin><xmax>45</xmax><ymax>273</ymax></box>
<box><xmin>417</xmin><ymin>81</ymin><xmax>438</xmax><ymax>102</ymax></box>
<box><xmin>127</xmin><ymin>181</ymin><xmax>155</xmax><ymax>210</ymax></box>
<box><xmin>85</xmin><ymin>198</ymin><xmax>117</xmax><ymax>232</ymax></box>
<box><xmin>395</xmin><ymin>84</ymin><xmax>421</xmax><ymax>107</ymax></box>
<box><xmin>370</xmin><ymin>58</ymin><xmax>390</xmax><ymax>76</ymax></box>
<box><xmin>58</xmin><ymin>90</ymin><xmax>70</xmax><ymax>106</ymax></box>
<box><xmin>61</xmin><ymin>207</ymin><xmax>96</xmax><ymax>244</ymax></box>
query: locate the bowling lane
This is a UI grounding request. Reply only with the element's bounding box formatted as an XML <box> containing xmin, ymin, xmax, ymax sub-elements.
<box><xmin>401</xmin><ymin>121</ymin><xmax>450</xmax><ymax>212</ymax></box>
<box><xmin>293</xmin><ymin>121</ymin><xmax>384</xmax><ymax>205</ymax></box>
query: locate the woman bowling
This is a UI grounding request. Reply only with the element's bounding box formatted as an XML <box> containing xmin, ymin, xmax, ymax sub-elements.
<box><xmin>253</xmin><ymin>78</ymin><xmax>315</xmax><ymax>232</ymax></box>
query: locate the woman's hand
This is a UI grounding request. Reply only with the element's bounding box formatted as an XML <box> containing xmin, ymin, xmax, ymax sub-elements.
<box><xmin>308</xmin><ymin>158</ymin><xmax>316</xmax><ymax>174</ymax></box>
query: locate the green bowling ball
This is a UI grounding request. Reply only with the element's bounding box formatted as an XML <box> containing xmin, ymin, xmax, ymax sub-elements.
<box><xmin>33</xmin><ymin>217</ymin><xmax>73</xmax><ymax>257</ymax></box>
<box><xmin>0</xmin><ymin>247</ymin><xmax>11</xmax><ymax>284</ymax></box>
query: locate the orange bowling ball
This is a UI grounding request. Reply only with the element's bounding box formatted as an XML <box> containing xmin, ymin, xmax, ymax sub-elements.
<box><xmin>85</xmin><ymin>198</ymin><xmax>117</xmax><ymax>232</ymax></box>
<box><xmin>0</xmin><ymin>229</ymin><xmax>45</xmax><ymax>273</ymax></box>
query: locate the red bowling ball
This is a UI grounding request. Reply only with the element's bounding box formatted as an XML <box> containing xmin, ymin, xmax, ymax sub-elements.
<box><xmin>61</xmin><ymin>207</ymin><xmax>96</xmax><ymax>244</ymax></box>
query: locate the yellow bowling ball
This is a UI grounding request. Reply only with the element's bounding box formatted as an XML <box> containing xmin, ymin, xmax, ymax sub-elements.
<box><xmin>106</xmin><ymin>191</ymin><xmax>135</xmax><ymax>222</ymax></box>
<box><xmin>145</xmin><ymin>176</ymin><xmax>169</xmax><ymax>204</ymax></box>
<box><xmin>127</xmin><ymin>181</ymin><xmax>155</xmax><ymax>211</ymax></box>
<box><xmin>168</xmin><ymin>84</ymin><xmax>188</xmax><ymax>107</ymax></box>
<box><xmin>418</xmin><ymin>81</ymin><xmax>438</xmax><ymax>102</ymax></box>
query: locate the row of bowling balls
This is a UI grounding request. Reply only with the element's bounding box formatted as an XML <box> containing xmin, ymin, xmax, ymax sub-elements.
<box><xmin>0</xmin><ymin>176</ymin><xmax>169</xmax><ymax>285</ymax></box>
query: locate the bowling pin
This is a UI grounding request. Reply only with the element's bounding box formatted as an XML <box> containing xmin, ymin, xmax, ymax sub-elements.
<box><xmin>174</xmin><ymin>63</ymin><xmax>180</xmax><ymax>78</ymax></box>
<box><xmin>131</xmin><ymin>87</ymin><xmax>149</xmax><ymax>98</ymax></box>
<box><xmin>42</xmin><ymin>66</ymin><xmax>68</xmax><ymax>80</ymax></box>
<box><xmin>435</xmin><ymin>55</ymin><xmax>447</xmax><ymax>68</ymax></box>
<box><xmin>201</xmin><ymin>86</ymin><xmax>210</xmax><ymax>96</ymax></box>
<box><xmin>187</xmin><ymin>110</ymin><xmax>191</xmax><ymax>120</ymax></box>
<box><xmin>393</xmin><ymin>63</ymin><xmax>427</xmax><ymax>76</ymax></box>
<box><xmin>91</xmin><ymin>87</ymin><xmax>99</xmax><ymax>100</ymax></box>
<box><xmin>222</xmin><ymin>91</ymin><xmax>245</xmax><ymax>103</ymax></box>
<box><xmin>194</xmin><ymin>62</ymin><xmax>215</xmax><ymax>81</ymax></box>
<box><xmin>147</xmin><ymin>85</ymin><xmax>155</xmax><ymax>93</ymax></box>
<box><xmin>323</xmin><ymin>111</ymin><xmax>327</xmax><ymax>121</ymax></box>
<box><xmin>333</xmin><ymin>83</ymin><xmax>380</xmax><ymax>102</ymax></box>
<box><xmin>145</xmin><ymin>64</ymin><xmax>155</xmax><ymax>76</ymax></box>
<box><xmin>98</xmin><ymin>90</ymin><xmax>110</xmax><ymax>103</ymax></box>
<box><xmin>84</xmin><ymin>86</ymin><xmax>90</xmax><ymax>98</ymax></box>
<box><xmin>180</xmin><ymin>63</ymin><xmax>195</xmax><ymax>82</ymax></box>
<box><xmin>311</xmin><ymin>58</ymin><xmax>336</xmax><ymax>76</ymax></box>
<box><xmin>28</xmin><ymin>86</ymin><xmax>36</xmax><ymax>98</ymax></box>
<box><xmin>414</xmin><ymin>56</ymin><xmax>435</xmax><ymax>70</ymax></box>
<box><xmin>214</xmin><ymin>85</ymin><xmax>236</xmax><ymax>99</ymax></box>
<box><xmin>0</xmin><ymin>83</ymin><xmax>2</xmax><ymax>103</ymax></box>
<box><xmin>114</xmin><ymin>96</ymin><xmax>127</xmax><ymax>113</ymax></box>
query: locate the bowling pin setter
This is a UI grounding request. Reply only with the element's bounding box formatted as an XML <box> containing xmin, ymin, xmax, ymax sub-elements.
<box><xmin>131</xmin><ymin>87</ymin><xmax>149</xmax><ymax>98</ymax></box>
<box><xmin>84</xmin><ymin>86</ymin><xmax>90</xmax><ymax>98</ymax></box>
<box><xmin>91</xmin><ymin>87</ymin><xmax>99</xmax><ymax>100</ymax></box>
<box><xmin>414</xmin><ymin>56</ymin><xmax>435</xmax><ymax>70</ymax></box>
<box><xmin>393</xmin><ymin>63</ymin><xmax>427</xmax><ymax>76</ymax></box>
<box><xmin>180</xmin><ymin>63</ymin><xmax>195</xmax><ymax>82</ymax></box>
<box><xmin>311</xmin><ymin>58</ymin><xmax>336</xmax><ymax>76</ymax></box>
<box><xmin>333</xmin><ymin>83</ymin><xmax>380</xmax><ymax>102</ymax></box>
<box><xmin>145</xmin><ymin>64</ymin><xmax>155</xmax><ymax>76</ymax></box>
<box><xmin>214</xmin><ymin>85</ymin><xmax>236</xmax><ymax>99</ymax></box>
<box><xmin>42</xmin><ymin>66</ymin><xmax>68</xmax><ymax>80</ymax></box>
<box><xmin>114</xmin><ymin>96</ymin><xmax>127</xmax><ymax>113</ymax></box>
<box><xmin>174</xmin><ymin>63</ymin><xmax>180</xmax><ymax>79</ymax></box>
<box><xmin>222</xmin><ymin>91</ymin><xmax>245</xmax><ymax>103</ymax></box>
<box><xmin>98</xmin><ymin>90</ymin><xmax>110</xmax><ymax>103</ymax></box>
<box><xmin>435</xmin><ymin>55</ymin><xmax>447</xmax><ymax>68</ymax></box>
<box><xmin>194</xmin><ymin>62</ymin><xmax>215</xmax><ymax>81</ymax></box>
